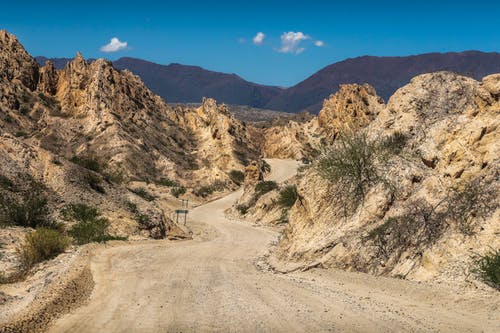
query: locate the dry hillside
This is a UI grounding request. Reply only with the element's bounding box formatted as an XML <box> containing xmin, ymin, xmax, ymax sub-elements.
<box><xmin>235</xmin><ymin>71</ymin><xmax>500</xmax><ymax>288</ymax></box>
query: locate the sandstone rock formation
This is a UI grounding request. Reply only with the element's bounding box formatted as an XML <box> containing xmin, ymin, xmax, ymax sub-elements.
<box><xmin>267</xmin><ymin>72</ymin><xmax>499</xmax><ymax>286</ymax></box>
<box><xmin>318</xmin><ymin>84</ymin><xmax>384</xmax><ymax>140</ymax></box>
<box><xmin>0</xmin><ymin>29</ymin><xmax>261</xmax><ymax>255</ymax></box>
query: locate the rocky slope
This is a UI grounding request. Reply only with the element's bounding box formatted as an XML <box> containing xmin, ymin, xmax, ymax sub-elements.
<box><xmin>240</xmin><ymin>72</ymin><xmax>500</xmax><ymax>288</ymax></box>
<box><xmin>264</xmin><ymin>72</ymin><xmax>500</xmax><ymax>281</ymax></box>
<box><xmin>0</xmin><ymin>30</ymin><xmax>261</xmax><ymax>281</ymax></box>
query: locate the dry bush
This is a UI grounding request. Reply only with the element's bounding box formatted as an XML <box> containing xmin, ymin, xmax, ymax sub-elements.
<box><xmin>366</xmin><ymin>198</ymin><xmax>448</xmax><ymax>261</ymax></box>
<box><xmin>445</xmin><ymin>178</ymin><xmax>498</xmax><ymax>235</ymax></box>
<box><xmin>316</xmin><ymin>132</ymin><xmax>403</xmax><ymax>213</ymax></box>
<box><xmin>18</xmin><ymin>228</ymin><xmax>70</xmax><ymax>270</ymax></box>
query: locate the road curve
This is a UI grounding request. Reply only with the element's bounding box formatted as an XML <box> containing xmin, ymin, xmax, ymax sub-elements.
<box><xmin>49</xmin><ymin>160</ymin><xmax>499</xmax><ymax>333</ymax></box>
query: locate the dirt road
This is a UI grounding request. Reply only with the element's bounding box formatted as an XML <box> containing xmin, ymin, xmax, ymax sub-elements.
<box><xmin>49</xmin><ymin>160</ymin><xmax>499</xmax><ymax>333</ymax></box>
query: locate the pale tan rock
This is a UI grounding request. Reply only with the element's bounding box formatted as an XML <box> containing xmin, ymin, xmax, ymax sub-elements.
<box><xmin>318</xmin><ymin>83</ymin><xmax>384</xmax><ymax>139</ymax></box>
<box><xmin>482</xmin><ymin>73</ymin><xmax>500</xmax><ymax>96</ymax></box>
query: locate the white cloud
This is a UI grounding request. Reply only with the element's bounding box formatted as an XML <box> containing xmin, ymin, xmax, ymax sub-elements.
<box><xmin>278</xmin><ymin>31</ymin><xmax>310</xmax><ymax>54</ymax></box>
<box><xmin>253</xmin><ymin>32</ymin><xmax>265</xmax><ymax>45</ymax></box>
<box><xmin>100</xmin><ymin>37</ymin><xmax>128</xmax><ymax>53</ymax></box>
<box><xmin>314</xmin><ymin>40</ymin><xmax>324</xmax><ymax>47</ymax></box>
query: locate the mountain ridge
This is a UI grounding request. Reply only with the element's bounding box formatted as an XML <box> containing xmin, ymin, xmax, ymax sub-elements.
<box><xmin>36</xmin><ymin>50</ymin><xmax>500</xmax><ymax>114</ymax></box>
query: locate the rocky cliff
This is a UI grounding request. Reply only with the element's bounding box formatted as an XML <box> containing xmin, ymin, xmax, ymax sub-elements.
<box><xmin>253</xmin><ymin>72</ymin><xmax>499</xmax><ymax>287</ymax></box>
<box><xmin>0</xmin><ymin>29</ymin><xmax>260</xmax><ymax>253</ymax></box>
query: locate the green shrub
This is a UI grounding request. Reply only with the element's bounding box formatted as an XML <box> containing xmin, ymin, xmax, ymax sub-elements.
<box><xmin>278</xmin><ymin>185</ymin><xmax>298</xmax><ymax>208</ymax></box>
<box><xmin>0</xmin><ymin>182</ymin><xmax>55</xmax><ymax>229</ymax></box>
<box><xmin>316</xmin><ymin>132</ymin><xmax>396</xmax><ymax>212</ymax></box>
<box><xmin>194</xmin><ymin>181</ymin><xmax>227</xmax><ymax>198</ymax></box>
<box><xmin>474</xmin><ymin>249</ymin><xmax>500</xmax><ymax>290</ymax></box>
<box><xmin>63</xmin><ymin>203</ymin><xmax>123</xmax><ymax>244</ymax></box>
<box><xmin>70</xmin><ymin>156</ymin><xmax>103</xmax><ymax>172</ymax></box>
<box><xmin>18</xmin><ymin>228</ymin><xmax>70</xmax><ymax>270</ymax></box>
<box><xmin>135</xmin><ymin>214</ymin><xmax>151</xmax><ymax>228</ymax></box>
<box><xmin>171</xmin><ymin>186</ymin><xmax>186</xmax><ymax>198</ymax></box>
<box><xmin>255</xmin><ymin>181</ymin><xmax>278</xmax><ymax>198</ymax></box>
<box><xmin>229</xmin><ymin>170</ymin><xmax>245</xmax><ymax>185</ymax></box>
<box><xmin>125</xmin><ymin>201</ymin><xmax>138</xmax><ymax>214</ymax></box>
<box><xmin>129</xmin><ymin>187</ymin><xmax>155</xmax><ymax>201</ymax></box>
<box><xmin>156</xmin><ymin>177</ymin><xmax>179</xmax><ymax>187</ymax></box>
<box><xmin>62</xmin><ymin>203</ymin><xmax>99</xmax><ymax>222</ymax></box>
<box><xmin>236</xmin><ymin>204</ymin><xmax>249</xmax><ymax>215</ymax></box>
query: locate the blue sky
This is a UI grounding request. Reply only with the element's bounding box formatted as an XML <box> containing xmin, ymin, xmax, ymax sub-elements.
<box><xmin>2</xmin><ymin>0</ymin><xmax>499</xmax><ymax>87</ymax></box>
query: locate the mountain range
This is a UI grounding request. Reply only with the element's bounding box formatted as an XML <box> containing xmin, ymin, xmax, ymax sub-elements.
<box><xmin>36</xmin><ymin>51</ymin><xmax>500</xmax><ymax>113</ymax></box>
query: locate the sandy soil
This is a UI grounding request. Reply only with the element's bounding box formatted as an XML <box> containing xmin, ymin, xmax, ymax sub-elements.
<box><xmin>46</xmin><ymin>159</ymin><xmax>499</xmax><ymax>333</ymax></box>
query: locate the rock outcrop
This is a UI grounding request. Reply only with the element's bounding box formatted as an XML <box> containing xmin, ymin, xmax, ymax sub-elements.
<box><xmin>318</xmin><ymin>84</ymin><xmax>384</xmax><ymax>140</ymax></box>
<box><xmin>263</xmin><ymin>72</ymin><xmax>499</xmax><ymax>287</ymax></box>
<box><xmin>0</xmin><ymin>30</ymin><xmax>39</xmax><ymax>91</ymax></box>
<box><xmin>0</xmin><ymin>30</ymin><xmax>262</xmax><ymax>249</ymax></box>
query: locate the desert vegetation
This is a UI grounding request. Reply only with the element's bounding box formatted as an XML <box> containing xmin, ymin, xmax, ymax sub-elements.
<box><xmin>171</xmin><ymin>186</ymin><xmax>187</xmax><ymax>198</ymax></box>
<box><xmin>474</xmin><ymin>250</ymin><xmax>500</xmax><ymax>290</ymax></box>
<box><xmin>62</xmin><ymin>203</ymin><xmax>125</xmax><ymax>245</ymax></box>
<box><xmin>128</xmin><ymin>187</ymin><xmax>156</xmax><ymax>201</ymax></box>
<box><xmin>0</xmin><ymin>180</ymin><xmax>60</xmax><ymax>229</ymax></box>
<box><xmin>316</xmin><ymin>131</ymin><xmax>405</xmax><ymax>213</ymax></box>
<box><xmin>18</xmin><ymin>228</ymin><xmax>70</xmax><ymax>270</ymax></box>
<box><xmin>365</xmin><ymin>177</ymin><xmax>498</xmax><ymax>264</ymax></box>
<box><xmin>229</xmin><ymin>170</ymin><xmax>245</xmax><ymax>185</ymax></box>
<box><xmin>194</xmin><ymin>180</ymin><xmax>228</xmax><ymax>197</ymax></box>
<box><xmin>278</xmin><ymin>185</ymin><xmax>298</xmax><ymax>208</ymax></box>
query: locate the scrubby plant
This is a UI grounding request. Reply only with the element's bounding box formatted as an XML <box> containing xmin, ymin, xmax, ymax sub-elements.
<box><xmin>18</xmin><ymin>228</ymin><xmax>70</xmax><ymax>270</ymax></box>
<box><xmin>445</xmin><ymin>178</ymin><xmax>498</xmax><ymax>235</ymax></box>
<box><xmin>278</xmin><ymin>185</ymin><xmax>298</xmax><ymax>208</ymax></box>
<box><xmin>125</xmin><ymin>200</ymin><xmax>138</xmax><ymax>214</ymax></box>
<box><xmin>236</xmin><ymin>204</ymin><xmax>249</xmax><ymax>215</ymax></box>
<box><xmin>0</xmin><ymin>181</ymin><xmax>56</xmax><ymax>229</ymax></box>
<box><xmin>129</xmin><ymin>187</ymin><xmax>155</xmax><ymax>201</ymax></box>
<box><xmin>61</xmin><ymin>203</ymin><xmax>99</xmax><ymax>222</ymax></box>
<box><xmin>195</xmin><ymin>180</ymin><xmax>227</xmax><ymax>198</ymax></box>
<box><xmin>171</xmin><ymin>186</ymin><xmax>186</xmax><ymax>198</ymax></box>
<box><xmin>135</xmin><ymin>214</ymin><xmax>151</xmax><ymax>228</ymax></box>
<box><xmin>262</xmin><ymin>160</ymin><xmax>271</xmax><ymax>173</ymax></box>
<box><xmin>316</xmin><ymin>131</ymin><xmax>399</xmax><ymax>213</ymax></box>
<box><xmin>255</xmin><ymin>181</ymin><xmax>278</xmax><ymax>198</ymax></box>
<box><xmin>474</xmin><ymin>249</ymin><xmax>500</xmax><ymax>290</ymax></box>
<box><xmin>63</xmin><ymin>203</ymin><xmax>124</xmax><ymax>245</ymax></box>
<box><xmin>14</xmin><ymin>131</ymin><xmax>28</xmax><ymax>138</ymax></box>
<box><xmin>70</xmin><ymin>156</ymin><xmax>103</xmax><ymax>172</ymax></box>
<box><xmin>229</xmin><ymin>170</ymin><xmax>245</xmax><ymax>185</ymax></box>
<box><xmin>365</xmin><ymin>199</ymin><xmax>448</xmax><ymax>260</ymax></box>
<box><xmin>156</xmin><ymin>177</ymin><xmax>179</xmax><ymax>187</ymax></box>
